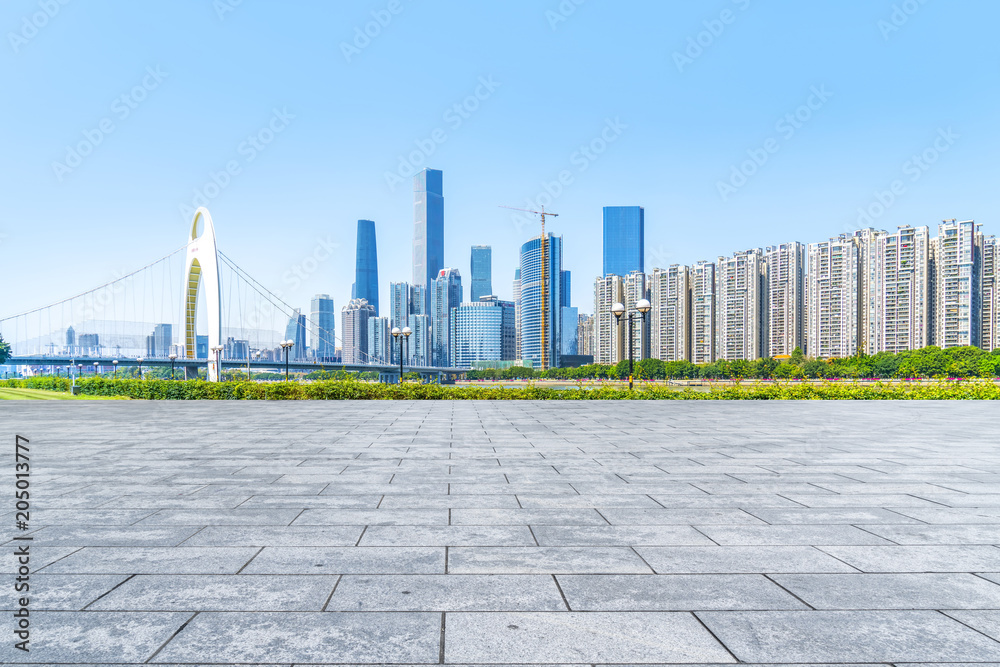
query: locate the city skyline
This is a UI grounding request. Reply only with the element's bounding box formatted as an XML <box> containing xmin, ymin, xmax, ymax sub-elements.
<box><xmin>3</xmin><ymin>2</ymin><xmax>997</xmax><ymax>323</ymax></box>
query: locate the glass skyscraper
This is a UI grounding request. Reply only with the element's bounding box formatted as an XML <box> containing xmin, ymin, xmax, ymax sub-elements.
<box><xmin>470</xmin><ymin>245</ymin><xmax>492</xmax><ymax>301</ymax></box>
<box><xmin>603</xmin><ymin>206</ymin><xmax>645</xmax><ymax>277</ymax></box>
<box><xmin>310</xmin><ymin>294</ymin><xmax>336</xmax><ymax>361</ymax></box>
<box><xmin>518</xmin><ymin>233</ymin><xmax>564</xmax><ymax>369</ymax></box>
<box><xmin>284</xmin><ymin>309</ymin><xmax>308</xmax><ymax>360</ymax></box>
<box><xmin>355</xmin><ymin>219</ymin><xmax>379</xmax><ymax>314</ymax></box>
<box><xmin>431</xmin><ymin>268</ymin><xmax>463</xmax><ymax>366</ymax></box>
<box><xmin>413</xmin><ymin>169</ymin><xmax>444</xmax><ymax>312</ymax></box>
<box><xmin>450</xmin><ymin>297</ymin><xmax>516</xmax><ymax>368</ymax></box>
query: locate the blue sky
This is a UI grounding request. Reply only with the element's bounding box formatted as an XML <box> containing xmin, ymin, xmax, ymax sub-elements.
<box><xmin>2</xmin><ymin>0</ymin><xmax>998</xmax><ymax>319</ymax></box>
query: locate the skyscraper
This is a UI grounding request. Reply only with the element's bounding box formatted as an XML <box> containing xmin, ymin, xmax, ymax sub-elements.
<box><xmin>931</xmin><ymin>219</ymin><xmax>980</xmax><ymax>349</ymax></box>
<box><xmin>512</xmin><ymin>269</ymin><xmax>521</xmax><ymax>359</ymax></box>
<box><xmin>355</xmin><ymin>220</ymin><xmax>379</xmax><ymax>314</ymax></box>
<box><xmin>623</xmin><ymin>270</ymin><xmax>650</xmax><ymax>361</ymax></box>
<box><xmin>577</xmin><ymin>314</ymin><xmax>595</xmax><ymax>358</ymax></box>
<box><xmin>691</xmin><ymin>261</ymin><xmax>716</xmax><ymax>364</ymax></box>
<box><xmin>388</xmin><ymin>282</ymin><xmax>412</xmax><ymax>365</ymax></box>
<box><xmin>413</xmin><ymin>168</ymin><xmax>444</xmax><ymax>312</ymax></box>
<box><xmin>284</xmin><ymin>309</ymin><xmax>307</xmax><ymax>360</ymax></box>
<box><xmin>470</xmin><ymin>245</ymin><xmax>492</xmax><ymax>302</ymax></box>
<box><xmin>518</xmin><ymin>233</ymin><xmax>564</xmax><ymax>369</ymax></box>
<box><xmin>875</xmin><ymin>226</ymin><xmax>930</xmax><ymax>353</ymax></box>
<box><xmin>145</xmin><ymin>323</ymin><xmax>172</xmax><ymax>358</ymax></box>
<box><xmin>982</xmin><ymin>235</ymin><xmax>998</xmax><ymax>352</ymax></box>
<box><xmin>367</xmin><ymin>316</ymin><xmax>390</xmax><ymax>364</ymax></box>
<box><xmin>450</xmin><ymin>296</ymin><xmax>516</xmax><ymax>368</ymax></box>
<box><xmin>593</xmin><ymin>274</ymin><xmax>624</xmax><ymax>365</ymax></box>
<box><xmin>310</xmin><ymin>294</ymin><xmax>336</xmax><ymax>361</ymax></box>
<box><xmin>806</xmin><ymin>236</ymin><xmax>861</xmax><ymax>359</ymax></box>
<box><xmin>341</xmin><ymin>298</ymin><xmax>375</xmax><ymax>364</ymax></box>
<box><xmin>651</xmin><ymin>265</ymin><xmax>691</xmax><ymax>362</ymax></box>
<box><xmin>716</xmin><ymin>249</ymin><xmax>767</xmax><ymax>361</ymax></box>
<box><xmin>431</xmin><ymin>268</ymin><xmax>463</xmax><ymax>366</ymax></box>
<box><xmin>765</xmin><ymin>242</ymin><xmax>805</xmax><ymax>357</ymax></box>
<box><xmin>603</xmin><ymin>206</ymin><xmax>645</xmax><ymax>277</ymax></box>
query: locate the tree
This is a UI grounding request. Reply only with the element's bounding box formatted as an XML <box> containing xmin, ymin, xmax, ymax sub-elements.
<box><xmin>789</xmin><ymin>347</ymin><xmax>804</xmax><ymax>366</ymax></box>
<box><xmin>0</xmin><ymin>334</ymin><xmax>9</xmax><ymax>366</ymax></box>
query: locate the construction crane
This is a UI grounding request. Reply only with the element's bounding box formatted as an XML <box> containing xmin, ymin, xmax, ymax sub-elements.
<box><xmin>500</xmin><ymin>205</ymin><xmax>560</xmax><ymax>370</ymax></box>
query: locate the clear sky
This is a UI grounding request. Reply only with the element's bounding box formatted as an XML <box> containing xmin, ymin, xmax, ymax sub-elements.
<box><xmin>2</xmin><ymin>0</ymin><xmax>998</xmax><ymax>319</ymax></box>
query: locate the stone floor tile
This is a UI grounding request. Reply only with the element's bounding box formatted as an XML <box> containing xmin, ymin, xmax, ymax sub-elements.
<box><xmin>327</xmin><ymin>574</ymin><xmax>566</xmax><ymax>611</ymax></box>
<box><xmin>532</xmin><ymin>525</ymin><xmax>716</xmax><ymax>547</ymax></box>
<box><xmin>697</xmin><ymin>524</ymin><xmax>895</xmax><ymax>546</ymax></box>
<box><xmin>241</xmin><ymin>546</ymin><xmax>445</xmax><ymax>574</ymax></box>
<box><xmin>819</xmin><ymin>545</ymin><xmax>1000</xmax><ymax>572</ymax></box>
<box><xmin>773</xmin><ymin>573</ymin><xmax>1000</xmax><ymax>609</ymax></box>
<box><xmin>181</xmin><ymin>525</ymin><xmax>364</xmax><ymax>547</ymax></box>
<box><xmin>291</xmin><ymin>509</ymin><xmax>448</xmax><ymax>525</ymax></box>
<box><xmin>635</xmin><ymin>546</ymin><xmax>859</xmax><ymax>573</ymax></box>
<box><xmin>448</xmin><ymin>546</ymin><xmax>652</xmax><ymax>574</ymax></box>
<box><xmin>38</xmin><ymin>546</ymin><xmax>259</xmax><ymax>574</ymax></box>
<box><xmin>359</xmin><ymin>525</ymin><xmax>536</xmax><ymax>546</ymax></box>
<box><xmin>450</xmin><ymin>508</ymin><xmax>609</xmax><ymax>525</ymax></box>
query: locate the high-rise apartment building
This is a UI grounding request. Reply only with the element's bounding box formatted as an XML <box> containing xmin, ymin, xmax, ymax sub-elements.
<box><xmin>341</xmin><ymin>298</ymin><xmax>375</xmax><ymax>364</ymax></box>
<box><xmin>144</xmin><ymin>323</ymin><xmax>172</xmax><ymax>358</ymax></box>
<box><xmin>651</xmin><ymin>266</ymin><xmax>691</xmax><ymax>362</ymax></box>
<box><xmin>355</xmin><ymin>220</ymin><xmax>379</xmax><ymax>314</ymax></box>
<box><xmin>518</xmin><ymin>233</ymin><xmax>564</xmax><ymax>369</ymax></box>
<box><xmin>512</xmin><ymin>269</ymin><xmax>521</xmax><ymax>359</ymax></box>
<box><xmin>931</xmin><ymin>219</ymin><xmax>980</xmax><ymax>349</ymax></box>
<box><xmin>366</xmin><ymin>316</ymin><xmax>390</xmax><ymax>364</ymax></box>
<box><xmin>470</xmin><ymin>245</ymin><xmax>492</xmax><ymax>302</ymax></box>
<box><xmin>593</xmin><ymin>274</ymin><xmax>624</xmax><ymax>365</ymax></box>
<box><xmin>388</xmin><ymin>282</ymin><xmax>411</xmax><ymax>364</ymax></box>
<box><xmin>284</xmin><ymin>309</ymin><xmax>307</xmax><ymax>360</ymax></box>
<box><xmin>875</xmin><ymin>226</ymin><xmax>930</xmax><ymax>353</ymax></box>
<box><xmin>310</xmin><ymin>294</ymin><xmax>336</xmax><ymax>361</ymax></box>
<box><xmin>450</xmin><ymin>296</ymin><xmax>516</xmax><ymax>368</ymax></box>
<box><xmin>765</xmin><ymin>242</ymin><xmax>805</xmax><ymax>356</ymax></box>
<box><xmin>577</xmin><ymin>314</ymin><xmax>595</xmax><ymax>358</ymax></box>
<box><xmin>622</xmin><ymin>270</ymin><xmax>650</xmax><ymax>361</ymax></box>
<box><xmin>413</xmin><ymin>169</ymin><xmax>444</xmax><ymax>312</ymax></box>
<box><xmin>603</xmin><ymin>206</ymin><xmax>644</xmax><ymax>277</ymax></box>
<box><xmin>691</xmin><ymin>261</ymin><xmax>716</xmax><ymax>364</ymax></box>
<box><xmin>982</xmin><ymin>235</ymin><xmax>998</xmax><ymax>352</ymax></box>
<box><xmin>806</xmin><ymin>236</ymin><xmax>861</xmax><ymax>358</ymax></box>
<box><xmin>716</xmin><ymin>250</ymin><xmax>767</xmax><ymax>361</ymax></box>
<box><xmin>431</xmin><ymin>268</ymin><xmax>463</xmax><ymax>366</ymax></box>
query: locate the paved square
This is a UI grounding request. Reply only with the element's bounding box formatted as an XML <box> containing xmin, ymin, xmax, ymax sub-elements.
<box><xmin>2</xmin><ymin>400</ymin><xmax>1000</xmax><ymax>664</ymax></box>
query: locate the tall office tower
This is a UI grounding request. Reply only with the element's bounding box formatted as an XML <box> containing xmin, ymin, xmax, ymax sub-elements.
<box><xmin>413</xmin><ymin>168</ymin><xmax>444</xmax><ymax>312</ymax></box>
<box><xmin>65</xmin><ymin>325</ymin><xmax>76</xmax><ymax>349</ymax></box>
<box><xmin>470</xmin><ymin>245</ymin><xmax>492</xmax><ymax>302</ymax></box>
<box><xmin>622</xmin><ymin>270</ymin><xmax>650</xmax><ymax>361</ymax></box>
<box><xmin>593</xmin><ymin>274</ymin><xmax>624</xmax><ymax>365</ymax></box>
<box><xmin>806</xmin><ymin>236</ymin><xmax>861</xmax><ymax>359</ymax></box>
<box><xmin>388</xmin><ymin>282</ymin><xmax>411</xmax><ymax>364</ymax></box>
<box><xmin>450</xmin><ymin>296</ymin><xmax>517</xmax><ymax>368</ymax></box>
<box><xmin>309</xmin><ymin>294</ymin><xmax>336</xmax><ymax>362</ymax></box>
<box><xmin>560</xmin><ymin>307</ymin><xmax>579</xmax><ymax>356</ymax></box>
<box><xmin>875</xmin><ymin>226</ymin><xmax>930</xmax><ymax>353</ymax></box>
<box><xmin>577</xmin><ymin>314</ymin><xmax>595</xmax><ymax>358</ymax></box>
<box><xmin>407</xmin><ymin>314</ymin><xmax>431</xmax><ymax>366</ymax></box>
<box><xmin>982</xmin><ymin>235</ymin><xmax>998</xmax><ymax>351</ymax></box>
<box><xmin>284</xmin><ymin>309</ymin><xmax>308</xmax><ymax>360</ymax></box>
<box><xmin>561</xmin><ymin>271</ymin><xmax>572</xmax><ymax>308</ymax></box>
<box><xmin>651</xmin><ymin>265</ymin><xmax>691</xmax><ymax>362</ymax></box>
<box><xmin>765</xmin><ymin>243</ymin><xmax>805</xmax><ymax>356</ymax></box>
<box><xmin>355</xmin><ymin>220</ymin><xmax>379</xmax><ymax>314</ymax></box>
<box><xmin>716</xmin><ymin>250</ymin><xmax>767</xmax><ymax>361</ymax></box>
<box><xmin>691</xmin><ymin>261</ymin><xmax>717</xmax><ymax>364</ymax></box>
<box><xmin>366</xmin><ymin>316</ymin><xmax>390</xmax><ymax>364</ymax></box>
<box><xmin>341</xmin><ymin>299</ymin><xmax>375</xmax><ymax>364</ymax></box>
<box><xmin>79</xmin><ymin>333</ymin><xmax>100</xmax><ymax>354</ymax></box>
<box><xmin>224</xmin><ymin>337</ymin><xmax>249</xmax><ymax>360</ymax></box>
<box><xmin>518</xmin><ymin>233</ymin><xmax>564</xmax><ymax>369</ymax></box>
<box><xmin>196</xmin><ymin>335</ymin><xmax>208</xmax><ymax>359</ymax></box>
<box><xmin>512</xmin><ymin>269</ymin><xmax>522</xmax><ymax>359</ymax></box>
<box><xmin>931</xmin><ymin>219</ymin><xmax>981</xmax><ymax>349</ymax></box>
<box><xmin>431</xmin><ymin>268</ymin><xmax>463</xmax><ymax>366</ymax></box>
<box><xmin>603</xmin><ymin>206</ymin><xmax>645</xmax><ymax>277</ymax></box>
<box><xmin>145</xmin><ymin>323</ymin><xmax>172</xmax><ymax>358</ymax></box>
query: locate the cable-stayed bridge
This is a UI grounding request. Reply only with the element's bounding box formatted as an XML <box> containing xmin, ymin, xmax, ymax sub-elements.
<box><xmin>1</xmin><ymin>208</ymin><xmax>462</xmax><ymax>382</ymax></box>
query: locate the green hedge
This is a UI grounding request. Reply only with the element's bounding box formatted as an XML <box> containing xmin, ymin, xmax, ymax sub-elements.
<box><xmin>3</xmin><ymin>377</ymin><xmax>999</xmax><ymax>400</ymax></box>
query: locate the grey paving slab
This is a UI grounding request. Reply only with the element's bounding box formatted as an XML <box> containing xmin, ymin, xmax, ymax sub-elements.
<box><xmin>635</xmin><ymin>546</ymin><xmax>860</xmax><ymax>573</ymax></box>
<box><xmin>19</xmin><ymin>525</ymin><xmax>202</xmax><ymax>546</ymax></box>
<box><xmin>359</xmin><ymin>525</ymin><xmax>536</xmax><ymax>546</ymax></box>
<box><xmin>773</xmin><ymin>573</ymin><xmax>1000</xmax><ymax>609</ymax></box>
<box><xmin>860</xmin><ymin>523</ymin><xmax>1000</xmax><ymax>545</ymax></box>
<box><xmin>944</xmin><ymin>610</ymin><xmax>1000</xmax><ymax>641</ymax></box>
<box><xmin>819</xmin><ymin>545</ymin><xmax>1000</xmax><ymax>572</ymax></box>
<box><xmin>744</xmin><ymin>507</ymin><xmax>925</xmax><ymax>524</ymax></box>
<box><xmin>696</xmin><ymin>524</ymin><xmax>896</xmax><ymax>546</ymax></box>
<box><xmin>532</xmin><ymin>524</ymin><xmax>716</xmax><ymax>546</ymax></box>
<box><xmin>241</xmin><ymin>546</ymin><xmax>445</xmax><ymax>574</ymax></box>
<box><xmin>450</xmin><ymin>508</ymin><xmax>609</xmax><ymax>525</ymax></box>
<box><xmin>39</xmin><ymin>546</ymin><xmax>259</xmax><ymax>574</ymax></box>
<box><xmin>88</xmin><ymin>574</ymin><xmax>339</xmax><ymax>611</ymax></box>
<box><xmin>599</xmin><ymin>508</ymin><xmax>767</xmax><ymax>525</ymax></box>
<box><xmin>0</xmin><ymin>574</ymin><xmax>127</xmax><ymax>610</ymax></box>
<box><xmin>698</xmin><ymin>610</ymin><xmax>1000</xmax><ymax>662</ymax></box>
<box><xmin>0</xmin><ymin>611</ymin><xmax>191</xmax><ymax>663</ymax></box>
<box><xmin>449</xmin><ymin>546</ymin><xmax>653</xmax><ymax>573</ymax></box>
<box><xmin>328</xmin><ymin>574</ymin><xmax>566</xmax><ymax>611</ymax></box>
<box><xmin>444</xmin><ymin>611</ymin><xmax>736</xmax><ymax>663</ymax></box>
<box><xmin>557</xmin><ymin>574</ymin><xmax>808</xmax><ymax>611</ymax></box>
<box><xmin>181</xmin><ymin>525</ymin><xmax>364</xmax><ymax>546</ymax></box>
<box><xmin>377</xmin><ymin>494</ymin><xmax>521</xmax><ymax>508</ymax></box>
<box><xmin>154</xmin><ymin>611</ymin><xmax>441</xmax><ymax>663</ymax></box>
<box><xmin>291</xmin><ymin>509</ymin><xmax>449</xmax><ymax>525</ymax></box>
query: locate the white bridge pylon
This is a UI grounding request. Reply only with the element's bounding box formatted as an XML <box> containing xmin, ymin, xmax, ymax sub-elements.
<box><xmin>184</xmin><ymin>207</ymin><xmax>222</xmax><ymax>381</ymax></box>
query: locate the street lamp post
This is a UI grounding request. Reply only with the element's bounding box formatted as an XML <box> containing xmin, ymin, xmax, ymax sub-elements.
<box><xmin>136</xmin><ymin>358</ymin><xmax>144</xmax><ymax>380</ymax></box>
<box><xmin>112</xmin><ymin>360</ymin><xmax>118</xmax><ymax>379</ymax></box>
<box><xmin>211</xmin><ymin>346</ymin><xmax>225</xmax><ymax>382</ymax></box>
<box><xmin>93</xmin><ymin>361</ymin><xmax>99</xmax><ymax>376</ymax></box>
<box><xmin>169</xmin><ymin>353</ymin><xmax>177</xmax><ymax>380</ymax></box>
<box><xmin>611</xmin><ymin>299</ymin><xmax>652</xmax><ymax>390</ymax></box>
<box><xmin>280</xmin><ymin>340</ymin><xmax>294</xmax><ymax>381</ymax></box>
<box><xmin>391</xmin><ymin>326</ymin><xmax>412</xmax><ymax>383</ymax></box>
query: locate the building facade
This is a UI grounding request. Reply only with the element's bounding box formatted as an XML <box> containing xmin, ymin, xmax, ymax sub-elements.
<box><xmin>341</xmin><ymin>299</ymin><xmax>375</xmax><ymax>365</ymax></box>
<box><xmin>982</xmin><ymin>235</ymin><xmax>998</xmax><ymax>352</ymax></box>
<box><xmin>806</xmin><ymin>236</ymin><xmax>860</xmax><ymax>359</ymax></box>
<box><xmin>354</xmin><ymin>220</ymin><xmax>379</xmax><ymax>314</ymax></box>
<box><xmin>603</xmin><ymin>206</ymin><xmax>645</xmax><ymax>277</ymax></box>
<box><xmin>366</xmin><ymin>316</ymin><xmax>390</xmax><ymax>365</ymax></box>
<box><xmin>518</xmin><ymin>233</ymin><xmax>564</xmax><ymax>369</ymax></box>
<box><xmin>874</xmin><ymin>226</ymin><xmax>930</xmax><ymax>353</ymax></box>
<box><xmin>593</xmin><ymin>274</ymin><xmax>623</xmax><ymax>365</ymax></box>
<box><xmin>310</xmin><ymin>294</ymin><xmax>336</xmax><ymax>361</ymax></box>
<box><xmin>931</xmin><ymin>219</ymin><xmax>980</xmax><ymax>349</ymax></box>
<box><xmin>450</xmin><ymin>296</ymin><xmax>516</xmax><ymax>368</ymax></box>
<box><xmin>470</xmin><ymin>245</ymin><xmax>492</xmax><ymax>302</ymax></box>
<box><xmin>413</xmin><ymin>168</ymin><xmax>444</xmax><ymax>312</ymax></box>
<box><xmin>284</xmin><ymin>309</ymin><xmax>307</xmax><ymax>360</ymax></box>
<box><xmin>431</xmin><ymin>268</ymin><xmax>463</xmax><ymax>367</ymax></box>
<box><xmin>651</xmin><ymin>265</ymin><xmax>691</xmax><ymax>362</ymax></box>
<box><xmin>765</xmin><ymin>242</ymin><xmax>805</xmax><ymax>357</ymax></box>
<box><xmin>716</xmin><ymin>250</ymin><xmax>767</xmax><ymax>361</ymax></box>
<box><xmin>690</xmin><ymin>261</ymin><xmax>716</xmax><ymax>364</ymax></box>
